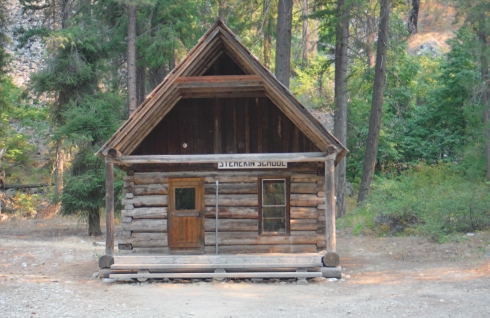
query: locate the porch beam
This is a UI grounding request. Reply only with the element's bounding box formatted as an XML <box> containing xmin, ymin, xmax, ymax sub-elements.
<box><xmin>325</xmin><ymin>147</ymin><xmax>337</xmax><ymax>253</ymax></box>
<box><xmin>107</xmin><ymin>152</ymin><xmax>327</xmax><ymax>165</ymax></box>
<box><xmin>105</xmin><ymin>159</ymin><xmax>115</xmax><ymax>256</ymax></box>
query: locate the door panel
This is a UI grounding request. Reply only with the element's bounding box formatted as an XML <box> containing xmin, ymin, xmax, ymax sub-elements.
<box><xmin>168</xmin><ymin>178</ymin><xmax>204</xmax><ymax>250</ymax></box>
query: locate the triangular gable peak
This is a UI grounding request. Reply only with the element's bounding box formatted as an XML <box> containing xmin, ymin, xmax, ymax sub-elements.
<box><xmin>98</xmin><ymin>19</ymin><xmax>347</xmax><ymax>164</ymax></box>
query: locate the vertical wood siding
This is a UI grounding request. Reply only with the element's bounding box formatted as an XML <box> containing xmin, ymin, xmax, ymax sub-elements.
<box><xmin>131</xmin><ymin>97</ymin><xmax>320</xmax><ymax>156</ymax></box>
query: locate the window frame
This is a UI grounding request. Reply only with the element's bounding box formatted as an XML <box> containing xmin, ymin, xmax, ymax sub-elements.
<box><xmin>258</xmin><ymin>176</ymin><xmax>290</xmax><ymax>235</ymax></box>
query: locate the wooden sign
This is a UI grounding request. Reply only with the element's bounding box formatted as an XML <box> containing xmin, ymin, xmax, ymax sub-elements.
<box><xmin>218</xmin><ymin>161</ymin><xmax>287</xmax><ymax>169</ymax></box>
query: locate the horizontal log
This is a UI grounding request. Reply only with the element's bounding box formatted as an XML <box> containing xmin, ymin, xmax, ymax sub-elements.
<box><xmin>131</xmin><ymin>172</ymin><xmax>323</xmax><ymax>185</ymax></box>
<box><xmin>205</xmin><ymin>194</ymin><xmax>257</xmax><ymax>206</ymax></box>
<box><xmin>110</xmin><ymin>272</ymin><xmax>322</xmax><ymax>279</ymax></box>
<box><xmin>203</xmin><ymin>184</ymin><xmax>321</xmax><ymax>197</ymax></box>
<box><xmin>317</xmin><ymin>191</ymin><xmax>325</xmax><ymax>197</ymax></box>
<box><xmin>109</xmin><ymin>152</ymin><xmax>327</xmax><ymax>165</ymax></box>
<box><xmin>204</xmin><ymin>219</ymin><xmax>258</xmax><ymax>232</ymax></box>
<box><xmin>121</xmin><ymin>217</ymin><xmax>132</xmax><ymax>223</ymax></box>
<box><xmin>123</xmin><ymin>181</ymin><xmax>134</xmax><ymax>188</ymax></box>
<box><xmin>131</xmin><ymin>184</ymin><xmax>168</xmax><ymax>195</ymax></box>
<box><xmin>114</xmin><ymin>252</ymin><xmax>323</xmax><ymax>265</ymax></box>
<box><xmin>133</xmin><ymin>174</ymin><xmax>168</xmax><ymax>185</ymax></box>
<box><xmin>317</xmin><ymin>236</ymin><xmax>326</xmax><ymax>248</ymax></box>
<box><xmin>111</xmin><ymin>262</ymin><xmax>321</xmax><ymax>270</ymax></box>
<box><xmin>206</xmin><ymin>244</ymin><xmax>318</xmax><ymax>254</ymax></box>
<box><xmin>204</xmin><ymin>232</ymin><xmax>318</xmax><ymax>245</ymax></box>
<box><xmin>118</xmin><ymin>247</ymin><xmax>170</xmax><ymax>255</ymax></box>
<box><xmin>290</xmin><ymin>207</ymin><xmax>318</xmax><ymax>219</ymax></box>
<box><xmin>125</xmin><ymin>193</ymin><xmax>134</xmax><ymax>199</ymax></box>
<box><xmin>174</xmin><ymin>75</ymin><xmax>263</xmax><ymax>84</ymax></box>
<box><xmin>291</xmin><ymin>194</ymin><xmax>326</xmax><ymax>207</ymax></box>
<box><xmin>204</xmin><ymin>175</ymin><xmax>257</xmax><ymax>183</ymax></box>
<box><xmin>119</xmin><ymin>230</ymin><xmax>132</xmax><ymax>237</ymax></box>
<box><xmin>291</xmin><ymin>175</ymin><xmax>323</xmax><ymax>183</ymax></box>
<box><xmin>122</xmin><ymin>195</ymin><xmax>168</xmax><ymax>207</ymax></box>
<box><xmin>121</xmin><ymin>218</ymin><xmax>258</xmax><ymax>233</ymax></box>
<box><xmin>290</xmin><ymin>183</ymin><xmax>322</xmax><ymax>194</ymax></box>
<box><xmin>121</xmin><ymin>219</ymin><xmax>167</xmax><ymax>232</ymax></box>
<box><xmin>118</xmin><ymin>233</ymin><xmax>168</xmax><ymax>248</ymax></box>
<box><xmin>290</xmin><ymin>219</ymin><xmax>318</xmax><ymax>231</ymax></box>
<box><xmin>204</xmin><ymin>183</ymin><xmax>257</xmax><ymax>194</ymax></box>
<box><xmin>122</xmin><ymin>207</ymin><xmax>168</xmax><ymax>219</ymax></box>
<box><xmin>180</xmin><ymin>91</ymin><xmax>266</xmax><ymax>99</ymax></box>
<box><xmin>204</xmin><ymin>207</ymin><xmax>258</xmax><ymax>219</ymax></box>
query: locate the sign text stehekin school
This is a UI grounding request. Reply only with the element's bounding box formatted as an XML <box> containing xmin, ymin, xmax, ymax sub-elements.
<box><xmin>217</xmin><ymin>161</ymin><xmax>287</xmax><ymax>169</ymax></box>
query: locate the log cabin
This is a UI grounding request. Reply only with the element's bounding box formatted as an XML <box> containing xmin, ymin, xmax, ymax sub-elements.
<box><xmin>97</xmin><ymin>19</ymin><xmax>348</xmax><ymax>282</ymax></box>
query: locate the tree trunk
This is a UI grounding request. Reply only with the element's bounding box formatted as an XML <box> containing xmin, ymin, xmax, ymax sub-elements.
<box><xmin>275</xmin><ymin>0</ymin><xmax>292</xmax><ymax>88</ymax></box>
<box><xmin>127</xmin><ymin>4</ymin><xmax>137</xmax><ymax>117</ymax></box>
<box><xmin>136</xmin><ymin>63</ymin><xmax>145</xmax><ymax>106</ymax></box>
<box><xmin>61</xmin><ymin>0</ymin><xmax>69</xmax><ymax>29</ymax></box>
<box><xmin>263</xmin><ymin>0</ymin><xmax>272</xmax><ymax>68</ymax></box>
<box><xmin>478</xmin><ymin>15</ymin><xmax>490</xmax><ymax>184</ymax></box>
<box><xmin>54</xmin><ymin>139</ymin><xmax>64</xmax><ymax>214</ymax></box>
<box><xmin>407</xmin><ymin>0</ymin><xmax>420</xmax><ymax>34</ymax></box>
<box><xmin>219</xmin><ymin>0</ymin><xmax>227</xmax><ymax>19</ymax></box>
<box><xmin>148</xmin><ymin>65</ymin><xmax>168</xmax><ymax>91</ymax></box>
<box><xmin>334</xmin><ymin>0</ymin><xmax>349</xmax><ymax>217</ymax></box>
<box><xmin>357</xmin><ymin>0</ymin><xmax>390</xmax><ymax>204</ymax></box>
<box><xmin>88</xmin><ymin>208</ymin><xmax>102</xmax><ymax>236</ymax></box>
<box><xmin>301</xmin><ymin>0</ymin><xmax>310</xmax><ymax>64</ymax></box>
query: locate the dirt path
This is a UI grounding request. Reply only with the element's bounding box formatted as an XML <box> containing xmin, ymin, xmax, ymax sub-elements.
<box><xmin>1</xmin><ymin>218</ymin><xmax>489</xmax><ymax>317</ymax></box>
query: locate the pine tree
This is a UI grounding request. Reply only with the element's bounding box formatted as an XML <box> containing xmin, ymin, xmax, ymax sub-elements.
<box><xmin>357</xmin><ymin>0</ymin><xmax>391</xmax><ymax>204</ymax></box>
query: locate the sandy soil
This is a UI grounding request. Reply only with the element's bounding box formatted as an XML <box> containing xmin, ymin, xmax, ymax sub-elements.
<box><xmin>1</xmin><ymin>217</ymin><xmax>489</xmax><ymax>318</ymax></box>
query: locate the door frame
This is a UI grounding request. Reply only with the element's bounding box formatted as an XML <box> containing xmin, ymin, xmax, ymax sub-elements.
<box><xmin>167</xmin><ymin>177</ymin><xmax>205</xmax><ymax>252</ymax></box>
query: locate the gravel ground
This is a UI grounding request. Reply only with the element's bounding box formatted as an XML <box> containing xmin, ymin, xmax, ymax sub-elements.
<box><xmin>1</xmin><ymin>217</ymin><xmax>489</xmax><ymax>318</ymax></box>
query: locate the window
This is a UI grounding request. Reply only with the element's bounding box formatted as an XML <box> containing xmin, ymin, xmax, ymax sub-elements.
<box><xmin>259</xmin><ymin>178</ymin><xmax>290</xmax><ymax>234</ymax></box>
<box><xmin>174</xmin><ymin>188</ymin><xmax>196</xmax><ymax>210</ymax></box>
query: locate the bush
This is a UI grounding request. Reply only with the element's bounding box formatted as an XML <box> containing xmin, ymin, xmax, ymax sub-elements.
<box><xmin>347</xmin><ymin>164</ymin><xmax>490</xmax><ymax>241</ymax></box>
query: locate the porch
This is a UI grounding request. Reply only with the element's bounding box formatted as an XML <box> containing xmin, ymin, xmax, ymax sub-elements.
<box><xmin>108</xmin><ymin>252</ymin><xmax>341</xmax><ymax>281</ymax></box>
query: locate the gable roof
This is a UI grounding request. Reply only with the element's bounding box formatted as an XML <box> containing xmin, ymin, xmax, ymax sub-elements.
<box><xmin>98</xmin><ymin>19</ymin><xmax>348</xmax><ymax>164</ymax></box>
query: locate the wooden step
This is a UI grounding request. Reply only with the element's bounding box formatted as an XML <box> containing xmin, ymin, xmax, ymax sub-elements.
<box><xmin>113</xmin><ymin>253</ymin><xmax>323</xmax><ymax>266</ymax></box>
<box><xmin>111</xmin><ymin>263</ymin><xmax>321</xmax><ymax>270</ymax></box>
<box><xmin>109</xmin><ymin>271</ymin><xmax>323</xmax><ymax>280</ymax></box>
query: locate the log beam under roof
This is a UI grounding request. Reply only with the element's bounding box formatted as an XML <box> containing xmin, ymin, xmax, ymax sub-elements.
<box><xmin>107</xmin><ymin>152</ymin><xmax>327</xmax><ymax>165</ymax></box>
<box><xmin>175</xmin><ymin>75</ymin><xmax>265</xmax><ymax>97</ymax></box>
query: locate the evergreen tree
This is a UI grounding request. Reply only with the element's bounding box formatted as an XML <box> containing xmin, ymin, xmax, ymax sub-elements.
<box><xmin>357</xmin><ymin>0</ymin><xmax>391</xmax><ymax>204</ymax></box>
<box><xmin>31</xmin><ymin>0</ymin><xmax>126</xmax><ymax>234</ymax></box>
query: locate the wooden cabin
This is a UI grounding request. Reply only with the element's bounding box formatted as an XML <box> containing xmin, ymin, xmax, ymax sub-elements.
<box><xmin>97</xmin><ymin>20</ymin><xmax>348</xmax><ymax>281</ymax></box>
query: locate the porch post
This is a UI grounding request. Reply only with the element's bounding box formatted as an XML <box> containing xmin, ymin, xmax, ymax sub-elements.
<box><xmin>325</xmin><ymin>146</ymin><xmax>337</xmax><ymax>253</ymax></box>
<box><xmin>105</xmin><ymin>159</ymin><xmax>115</xmax><ymax>256</ymax></box>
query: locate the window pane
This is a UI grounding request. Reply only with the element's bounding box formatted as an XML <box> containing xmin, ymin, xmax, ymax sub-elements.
<box><xmin>263</xmin><ymin>219</ymin><xmax>286</xmax><ymax>233</ymax></box>
<box><xmin>263</xmin><ymin>207</ymin><xmax>286</xmax><ymax>218</ymax></box>
<box><xmin>175</xmin><ymin>188</ymin><xmax>195</xmax><ymax>210</ymax></box>
<box><xmin>262</xmin><ymin>180</ymin><xmax>285</xmax><ymax>206</ymax></box>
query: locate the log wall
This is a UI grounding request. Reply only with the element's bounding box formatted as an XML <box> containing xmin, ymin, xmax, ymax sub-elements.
<box><xmin>119</xmin><ymin>164</ymin><xmax>326</xmax><ymax>254</ymax></box>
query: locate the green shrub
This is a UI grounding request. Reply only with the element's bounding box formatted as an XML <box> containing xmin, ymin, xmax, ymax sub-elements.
<box><xmin>347</xmin><ymin>164</ymin><xmax>490</xmax><ymax>241</ymax></box>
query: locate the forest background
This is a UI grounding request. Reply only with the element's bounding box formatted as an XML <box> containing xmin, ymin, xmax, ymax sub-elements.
<box><xmin>0</xmin><ymin>0</ymin><xmax>489</xmax><ymax>242</ymax></box>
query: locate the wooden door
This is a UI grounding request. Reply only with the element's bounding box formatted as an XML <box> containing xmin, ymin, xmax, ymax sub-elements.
<box><xmin>168</xmin><ymin>178</ymin><xmax>204</xmax><ymax>251</ymax></box>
